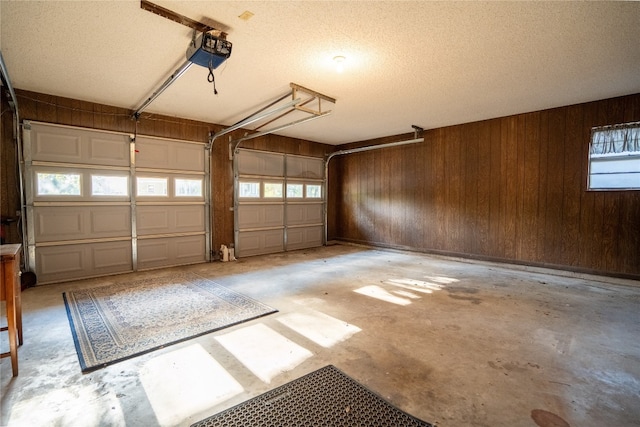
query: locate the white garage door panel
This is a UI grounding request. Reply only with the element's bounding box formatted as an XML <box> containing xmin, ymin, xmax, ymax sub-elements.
<box><xmin>35</xmin><ymin>208</ymin><xmax>83</xmax><ymax>240</ymax></box>
<box><xmin>137</xmin><ymin>235</ymin><xmax>205</xmax><ymax>270</ymax></box>
<box><xmin>37</xmin><ymin>247</ymin><xmax>84</xmax><ymax>277</ymax></box>
<box><xmin>91</xmin><ymin>208</ymin><xmax>131</xmax><ymax>234</ymax></box>
<box><xmin>137</xmin><ymin>209</ymin><xmax>169</xmax><ymax>232</ymax></box>
<box><xmin>287</xmin><ymin>226</ymin><xmax>323</xmax><ymax>250</ymax></box>
<box><xmin>92</xmin><ymin>243</ymin><xmax>134</xmax><ymax>270</ymax></box>
<box><xmin>175</xmin><ymin>236</ymin><xmax>206</xmax><ymax>261</ymax></box>
<box><xmin>264</xmin><ymin>205</ymin><xmax>285</xmax><ymax>224</ymax></box>
<box><xmin>135</xmin><ymin>137</ymin><xmax>204</xmax><ymax>172</ymax></box>
<box><xmin>238</xmin><ymin>204</ymin><xmax>284</xmax><ymax>229</ymax></box>
<box><xmin>136</xmin><ymin>139</ymin><xmax>169</xmax><ymax>168</ymax></box>
<box><xmin>286</xmin><ymin>204</ymin><xmax>323</xmax><ymax>225</ymax></box>
<box><xmin>174</xmin><ymin>144</ymin><xmax>205</xmax><ymax>172</ymax></box>
<box><xmin>36</xmin><ymin>241</ymin><xmax>132</xmax><ymax>283</ymax></box>
<box><xmin>137</xmin><ymin>239</ymin><xmax>169</xmax><ymax>264</ymax></box>
<box><xmin>137</xmin><ymin>205</ymin><xmax>205</xmax><ymax>235</ymax></box>
<box><xmin>238</xmin><ymin>230</ymin><xmax>284</xmax><ymax>257</ymax></box>
<box><xmin>235</xmin><ymin>150</ymin><xmax>325</xmax><ymax>258</ymax></box>
<box><xmin>174</xmin><ymin>207</ymin><xmax>205</xmax><ymax>230</ymax></box>
<box><xmin>34</xmin><ymin>206</ymin><xmax>131</xmax><ymax>242</ymax></box>
<box><xmin>29</xmin><ymin>123</ymin><xmax>130</xmax><ymax>166</ymax></box>
<box><xmin>238</xmin><ymin>151</ymin><xmax>284</xmax><ymax>176</ymax></box>
<box><xmin>34</xmin><ymin>132</ymin><xmax>82</xmax><ymax>162</ymax></box>
<box><xmin>286</xmin><ymin>156</ymin><xmax>323</xmax><ymax>179</ymax></box>
<box><xmin>24</xmin><ymin>121</ymin><xmax>208</xmax><ymax>284</ymax></box>
<box><xmin>89</xmin><ymin>138</ymin><xmax>130</xmax><ymax>164</ymax></box>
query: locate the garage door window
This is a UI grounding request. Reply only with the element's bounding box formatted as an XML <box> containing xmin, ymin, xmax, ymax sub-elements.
<box><xmin>287</xmin><ymin>183</ymin><xmax>304</xmax><ymax>198</ymax></box>
<box><xmin>306</xmin><ymin>184</ymin><xmax>322</xmax><ymax>198</ymax></box>
<box><xmin>264</xmin><ymin>182</ymin><xmax>283</xmax><ymax>198</ymax></box>
<box><xmin>37</xmin><ymin>172</ymin><xmax>81</xmax><ymax>196</ymax></box>
<box><xmin>137</xmin><ymin>177</ymin><xmax>168</xmax><ymax>196</ymax></box>
<box><xmin>92</xmin><ymin>175</ymin><xmax>128</xmax><ymax>196</ymax></box>
<box><xmin>239</xmin><ymin>182</ymin><xmax>260</xmax><ymax>198</ymax></box>
<box><xmin>175</xmin><ymin>178</ymin><xmax>202</xmax><ymax>197</ymax></box>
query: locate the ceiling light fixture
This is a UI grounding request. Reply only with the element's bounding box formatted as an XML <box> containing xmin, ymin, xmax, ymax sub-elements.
<box><xmin>333</xmin><ymin>55</ymin><xmax>346</xmax><ymax>73</ymax></box>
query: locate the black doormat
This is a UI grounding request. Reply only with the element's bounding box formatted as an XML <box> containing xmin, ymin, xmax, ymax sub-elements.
<box><xmin>191</xmin><ymin>365</ymin><xmax>432</xmax><ymax>427</ymax></box>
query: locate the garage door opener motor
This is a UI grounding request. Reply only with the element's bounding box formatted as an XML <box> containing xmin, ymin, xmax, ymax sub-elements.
<box><xmin>186</xmin><ymin>32</ymin><xmax>232</xmax><ymax>94</ymax></box>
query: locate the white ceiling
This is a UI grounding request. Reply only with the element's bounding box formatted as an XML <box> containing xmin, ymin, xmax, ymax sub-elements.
<box><xmin>1</xmin><ymin>1</ymin><xmax>639</xmax><ymax>145</ymax></box>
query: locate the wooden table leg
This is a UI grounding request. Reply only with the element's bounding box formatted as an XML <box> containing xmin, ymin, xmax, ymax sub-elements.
<box><xmin>1</xmin><ymin>244</ymin><xmax>21</xmax><ymax>376</ymax></box>
<box><xmin>6</xmin><ymin>278</ymin><xmax>18</xmax><ymax>376</ymax></box>
<box><xmin>16</xmin><ymin>271</ymin><xmax>22</xmax><ymax>346</ymax></box>
<box><xmin>1</xmin><ymin>246</ymin><xmax>20</xmax><ymax>376</ymax></box>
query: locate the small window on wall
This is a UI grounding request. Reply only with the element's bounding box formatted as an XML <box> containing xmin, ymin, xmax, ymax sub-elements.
<box><xmin>286</xmin><ymin>183</ymin><xmax>303</xmax><ymax>198</ymax></box>
<box><xmin>239</xmin><ymin>182</ymin><xmax>260</xmax><ymax>198</ymax></box>
<box><xmin>306</xmin><ymin>184</ymin><xmax>322</xmax><ymax>198</ymax></box>
<box><xmin>588</xmin><ymin>122</ymin><xmax>640</xmax><ymax>190</ymax></box>
<box><xmin>92</xmin><ymin>175</ymin><xmax>128</xmax><ymax>196</ymax></box>
<box><xmin>137</xmin><ymin>177</ymin><xmax>168</xmax><ymax>196</ymax></box>
<box><xmin>175</xmin><ymin>178</ymin><xmax>202</xmax><ymax>197</ymax></box>
<box><xmin>264</xmin><ymin>182</ymin><xmax>283</xmax><ymax>198</ymax></box>
<box><xmin>36</xmin><ymin>172</ymin><xmax>81</xmax><ymax>196</ymax></box>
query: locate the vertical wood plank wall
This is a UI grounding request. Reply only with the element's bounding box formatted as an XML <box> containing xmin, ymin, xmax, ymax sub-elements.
<box><xmin>0</xmin><ymin>90</ymin><xmax>331</xmax><ymax>256</ymax></box>
<box><xmin>329</xmin><ymin>94</ymin><xmax>640</xmax><ymax>279</ymax></box>
<box><xmin>3</xmin><ymin>90</ymin><xmax>639</xmax><ymax>279</ymax></box>
<box><xmin>1</xmin><ymin>94</ymin><xmax>22</xmax><ymax>244</ymax></box>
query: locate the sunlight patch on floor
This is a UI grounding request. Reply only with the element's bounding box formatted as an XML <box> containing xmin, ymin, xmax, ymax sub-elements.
<box><xmin>424</xmin><ymin>275</ymin><xmax>459</xmax><ymax>284</ymax></box>
<box><xmin>276</xmin><ymin>309</ymin><xmax>361</xmax><ymax>348</ymax></box>
<box><xmin>384</xmin><ymin>278</ymin><xmax>445</xmax><ymax>293</ymax></box>
<box><xmin>139</xmin><ymin>344</ymin><xmax>243</xmax><ymax>427</ymax></box>
<box><xmin>354</xmin><ymin>285</ymin><xmax>413</xmax><ymax>305</ymax></box>
<box><xmin>215</xmin><ymin>323</ymin><xmax>313</xmax><ymax>383</ymax></box>
<box><xmin>8</xmin><ymin>384</ymin><xmax>124</xmax><ymax>427</ymax></box>
<box><xmin>391</xmin><ymin>289</ymin><xmax>422</xmax><ymax>299</ymax></box>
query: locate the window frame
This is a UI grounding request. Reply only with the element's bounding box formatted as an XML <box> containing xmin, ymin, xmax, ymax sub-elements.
<box><xmin>238</xmin><ymin>181</ymin><xmax>261</xmax><ymax>199</ymax></box>
<box><xmin>286</xmin><ymin>183</ymin><xmax>304</xmax><ymax>199</ymax></box>
<box><xmin>305</xmin><ymin>183</ymin><xmax>323</xmax><ymax>199</ymax></box>
<box><xmin>263</xmin><ymin>181</ymin><xmax>284</xmax><ymax>199</ymax></box>
<box><xmin>91</xmin><ymin>174</ymin><xmax>129</xmax><ymax>197</ymax></box>
<box><xmin>587</xmin><ymin>122</ymin><xmax>640</xmax><ymax>191</ymax></box>
<box><xmin>136</xmin><ymin>176</ymin><xmax>168</xmax><ymax>197</ymax></box>
<box><xmin>36</xmin><ymin>171</ymin><xmax>82</xmax><ymax>197</ymax></box>
<box><xmin>174</xmin><ymin>177</ymin><xmax>203</xmax><ymax>198</ymax></box>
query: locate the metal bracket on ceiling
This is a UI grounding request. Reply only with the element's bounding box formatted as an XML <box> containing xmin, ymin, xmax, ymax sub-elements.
<box><xmin>207</xmin><ymin>82</ymin><xmax>335</xmax><ymax>160</ymax></box>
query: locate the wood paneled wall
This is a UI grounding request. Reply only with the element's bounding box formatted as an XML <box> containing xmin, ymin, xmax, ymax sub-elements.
<box><xmin>329</xmin><ymin>94</ymin><xmax>640</xmax><ymax>279</ymax></box>
<box><xmin>4</xmin><ymin>90</ymin><xmax>639</xmax><ymax>279</ymax></box>
<box><xmin>1</xmin><ymin>94</ymin><xmax>22</xmax><ymax>244</ymax></box>
<box><xmin>0</xmin><ymin>90</ymin><xmax>331</xmax><ymax>255</ymax></box>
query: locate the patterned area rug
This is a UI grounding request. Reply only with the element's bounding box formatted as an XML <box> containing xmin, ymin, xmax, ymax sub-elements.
<box><xmin>63</xmin><ymin>272</ymin><xmax>277</xmax><ymax>372</ymax></box>
<box><xmin>192</xmin><ymin>365</ymin><xmax>432</xmax><ymax>427</ymax></box>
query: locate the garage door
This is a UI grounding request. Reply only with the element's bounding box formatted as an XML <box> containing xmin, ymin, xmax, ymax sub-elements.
<box><xmin>23</xmin><ymin>121</ymin><xmax>209</xmax><ymax>284</ymax></box>
<box><xmin>235</xmin><ymin>149</ymin><xmax>324</xmax><ymax>257</ymax></box>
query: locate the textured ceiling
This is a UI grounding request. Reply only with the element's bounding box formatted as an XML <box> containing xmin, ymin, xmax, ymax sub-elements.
<box><xmin>1</xmin><ymin>1</ymin><xmax>639</xmax><ymax>145</ymax></box>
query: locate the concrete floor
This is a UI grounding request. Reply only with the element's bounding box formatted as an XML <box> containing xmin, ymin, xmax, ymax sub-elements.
<box><xmin>1</xmin><ymin>243</ymin><xmax>639</xmax><ymax>427</ymax></box>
